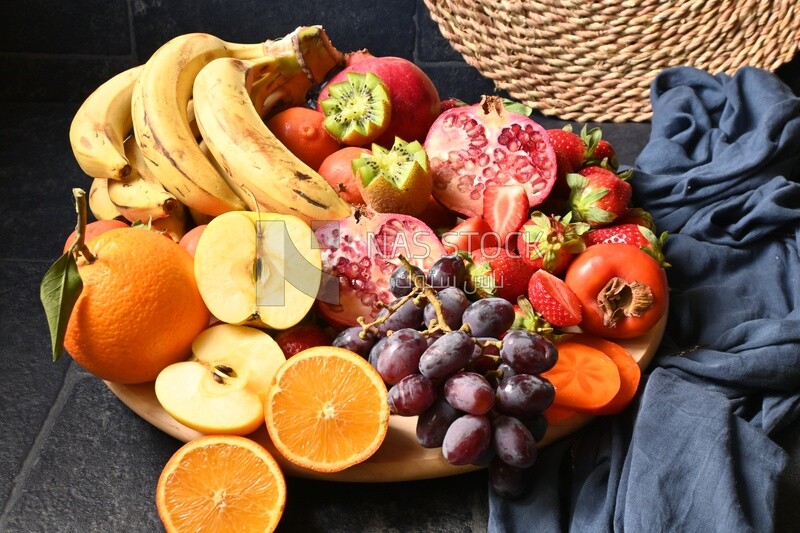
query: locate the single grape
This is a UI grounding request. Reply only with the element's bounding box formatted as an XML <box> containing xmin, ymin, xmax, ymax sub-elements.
<box><xmin>389</xmin><ymin>263</ymin><xmax>425</xmax><ymax>297</ymax></box>
<box><xmin>418</xmin><ymin>330</ymin><xmax>475</xmax><ymax>380</ymax></box>
<box><xmin>441</xmin><ymin>414</ymin><xmax>492</xmax><ymax>465</ymax></box>
<box><xmin>471</xmin><ymin>443</ymin><xmax>497</xmax><ymax>466</ymax></box>
<box><xmin>461</xmin><ymin>298</ymin><xmax>515</xmax><ymax>338</ymax></box>
<box><xmin>375</xmin><ymin>297</ymin><xmax>426</xmax><ymax>335</ymax></box>
<box><xmin>487</xmin><ymin>362</ymin><xmax>517</xmax><ymax>388</ymax></box>
<box><xmin>375</xmin><ymin>328</ymin><xmax>428</xmax><ymax>385</ymax></box>
<box><xmin>416</xmin><ymin>397</ymin><xmax>462</xmax><ymax>448</ymax></box>
<box><xmin>332</xmin><ymin>326</ymin><xmax>376</xmax><ymax>358</ymax></box>
<box><xmin>423</xmin><ymin>287</ymin><xmax>469</xmax><ymax>329</ymax></box>
<box><xmin>489</xmin><ymin>457</ymin><xmax>528</xmax><ymax>499</ymax></box>
<box><xmin>493</xmin><ymin>415</ymin><xmax>538</xmax><ymax>468</ymax></box>
<box><xmin>427</xmin><ymin>254</ymin><xmax>467</xmax><ymax>291</ymax></box>
<box><xmin>500</xmin><ymin>330</ymin><xmax>558</xmax><ymax>374</ymax></box>
<box><xmin>368</xmin><ymin>335</ymin><xmax>389</xmax><ymax>369</ymax></box>
<box><xmin>443</xmin><ymin>372</ymin><xmax>495</xmax><ymax>415</ymax></box>
<box><xmin>495</xmin><ymin>374</ymin><xmax>555</xmax><ymax>417</ymax></box>
<box><xmin>388</xmin><ymin>374</ymin><xmax>437</xmax><ymax>416</ymax></box>
<box><xmin>520</xmin><ymin>414</ymin><xmax>548</xmax><ymax>442</ymax></box>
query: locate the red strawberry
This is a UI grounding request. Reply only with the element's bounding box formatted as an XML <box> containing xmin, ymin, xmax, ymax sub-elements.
<box><xmin>527</xmin><ymin>269</ymin><xmax>582</xmax><ymax>327</ymax></box>
<box><xmin>483</xmin><ymin>184</ymin><xmax>530</xmax><ymax>247</ymax></box>
<box><xmin>613</xmin><ymin>207</ymin><xmax>656</xmax><ymax>231</ymax></box>
<box><xmin>516</xmin><ymin>211</ymin><xmax>589</xmax><ymax>274</ymax></box>
<box><xmin>547</xmin><ymin>127</ymin><xmax>587</xmax><ymax>198</ymax></box>
<box><xmin>469</xmin><ymin>247</ymin><xmax>536</xmax><ymax>302</ymax></box>
<box><xmin>568</xmin><ymin>166</ymin><xmax>632</xmax><ymax>227</ymax></box>
<box><xmin>587</xmin><ymin>139</ymin><xmax>618</xmax><ymax>170</ymax></box>
<box><xmin>441</xmin><ymin>216</ymin><xmax>499</xmax><ymax>254</ymax></box>
<box><xmin>274</xmin><ymin>323</ymin><xmax>332</xmax><ymax>358</ymax></box>
<box><xmin>547</xmin><ymin>127</ymin><xmax>586</xmax><ymax>170</ymax></box>
<box><xmin>510</xmin><ymin>297</ymin><xmax>554</xmax><ymax>335</ymax></box>
<box><xmin>585</xmin><ymin>223</ymin><xmax>670</xmax><ymax>267</ymax></box>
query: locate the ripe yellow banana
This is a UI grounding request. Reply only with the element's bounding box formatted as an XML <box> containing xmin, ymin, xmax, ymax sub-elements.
<box><xmin>192</xmin><ymin>27</ymin><xmax>352</xmax><ymax>223</ymax></box>
<box><xmin>107</xmin><ymin>138</ymin><xmax>181</xmax><ymax>223</ymax></box>
<box><xmin>131</xmin><ymin>30</ymin><xmax>306</xmax><ymax>217</ymax></box>
<box><xmin>88</xmin><ymin>177</ymin><xmax>124</xmax><ymax>220</ymax></box>
<box><xmin>70</xmin><ymin>65</ymin><xmax>144</xmax><ymax>180</ymax></box>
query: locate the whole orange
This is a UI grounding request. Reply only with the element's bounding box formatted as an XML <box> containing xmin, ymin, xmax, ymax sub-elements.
<box><xmin>266</xmin><ymin>106</ymin><xmax>341</xmax><ymax>171</ymax></box>
<box><xmin>64</xmin><ymin>227</ymin><xmax>210</xmax><ymax>384</ymax></box>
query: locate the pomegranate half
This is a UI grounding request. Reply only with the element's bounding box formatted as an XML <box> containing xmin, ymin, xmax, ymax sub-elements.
<box><xmin>424</xmin><ymin>95</ymin><xmax>558</xmax><ymax>218</ymax></box>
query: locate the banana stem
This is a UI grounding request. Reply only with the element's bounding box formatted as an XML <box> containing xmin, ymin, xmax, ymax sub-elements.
<box><xmin>71</xmin><ymin>188</ymin><xmax>96</xmax><ymax>264</ymax></box>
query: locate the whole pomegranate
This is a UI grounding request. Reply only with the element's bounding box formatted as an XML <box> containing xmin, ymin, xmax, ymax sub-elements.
<box><xmin>424</xmin><ymin>95</ymin><xmax>558</xmax><ymax>218</ymax></box>
<box><xmin>317</xmin><ymin>54</ymin><xmax>441</xmax><ymax>148</ymax></box>
<box><xmin>314</xmin><ymin>211</ymin><xmax>446</xmax><ymax>329</ymax></box>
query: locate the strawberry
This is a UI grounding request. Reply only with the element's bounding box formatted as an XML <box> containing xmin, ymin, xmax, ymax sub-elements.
<box><xmin>468</xmin><ymin>247</ymin><xmax>536</xmax><ymax>302</ymax></box>
<box><xmin>441</xmin><ymin>216</ymin><xmax>499</xmax><ymax>254</ymax></box>
<box><xmin>483</xmin><ymin>184</ymin><xmax>530</xmax><ymax>248</ymax></box>
<box><xmin>613</xmin><ymin>207</ymin><xmax>656</xmax><ymax>231</ymax></box>
<box><xmin>274</xmin><ymin>323</ymin><xmax>332</xmax><ymax>358</ymax></box>
<box><xmin>527</xmin><ymin>269</ymin><xmax>582</xmax><ymax>327</ymax></box>
<box><xmin>510</xmin><ymin>297</ymin><xmax>554</xmax><ymax>336</ymax></box>
<box><xmin>547</xmin><ymin>127</ymin><xmax>587</xmax><ymax>198</ymax></box>
<box><xmin>584</xmin><ymin>223</ymin><xmax>670</xmax><ymax>267</ymax></box>
<box><xmin>568</xmin><ymin>166</ymin><xmax>632</xmax><ymax>227</ymax></box>
<box><xmin>586</xmin><ymin>139</ymin><xmax>618</xmax><ymax>170</ymax></box>
<box><xmin>547</xmin><ymin>127</ymin><xmax>587</xmax><ymax>170</ymax></box>
<box><xmin>516</xmin><ymin>211</ymin><xmax>589</xmax><ymax>274</ymax></box>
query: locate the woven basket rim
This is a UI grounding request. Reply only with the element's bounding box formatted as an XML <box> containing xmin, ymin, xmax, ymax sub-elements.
<box><xmin>424</xmin><ymin>0</ymin><xmax>800</xmax><ymax>123</ymax></box>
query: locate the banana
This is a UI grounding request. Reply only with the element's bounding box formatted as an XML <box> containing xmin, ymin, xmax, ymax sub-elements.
<box><xmin>70</xmin><ymin>65</ymin><xmax>144</xmax><ymax>180</ymax></box>
<box><xmin>192</xmin><ymin>27</ymin><xmax>352</xmax><ymax>223</ymax></box>
<box><xmin>131</xmin><ymin>30</ymin><xmax>303</xmax><ymax>217</ymax></box>
<box><xmin>107</xmin><ymin>138</ymin><xmax>181</xmax><ymax>223</ymax></box>
<box><xmin>151</xmin><ymin>201</ymin><xmax>191</xmax><ymax>243</ymax></box>
<box><xmin>88</xmin><ymin>177</ymin><xmax>124</xmax><ymax>220</ymax></box>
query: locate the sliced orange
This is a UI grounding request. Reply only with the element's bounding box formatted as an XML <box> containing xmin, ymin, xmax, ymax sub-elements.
<box><xmin>156</xmin><ymin>435</ymin><xmax>286</xmax><ymax>533</ymax></box>
<box><xmin>265</xmin><ymin>346</ymin><xmax>390</xmax><ymax>473</ymax></box>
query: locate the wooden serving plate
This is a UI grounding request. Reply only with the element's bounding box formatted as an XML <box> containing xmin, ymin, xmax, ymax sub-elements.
<box><xmin>105</xmin><ymin>313</ymin><xmax>666</xmax><ymax>482</ymax></box>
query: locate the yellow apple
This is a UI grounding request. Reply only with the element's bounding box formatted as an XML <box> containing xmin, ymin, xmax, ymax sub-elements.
<box><xmin>154</xmin><ymin>323</ymin><xmax>286</xmax><ymax>435</ymax></box>
<box><xmin>193</xmin><ymin>210</ymin><xmax>322</xmax><ymax>330</ymax></box>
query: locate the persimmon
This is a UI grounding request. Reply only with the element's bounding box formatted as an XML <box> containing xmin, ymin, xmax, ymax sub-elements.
<box><xmin>542</xmin><ymin>339</ymin><xmax>621</xmax><ymax>411</ymax></box>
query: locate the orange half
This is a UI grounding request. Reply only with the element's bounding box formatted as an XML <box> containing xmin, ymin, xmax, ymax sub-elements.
<box><xmin>156</xmin><ymin>435</ymin><xmax>286</xmax><ymax>533</ymax></box>
<box><xmin>265</xmin><ymin>346</ymin><xmax>390</xmax><ymax>473</ymax></box>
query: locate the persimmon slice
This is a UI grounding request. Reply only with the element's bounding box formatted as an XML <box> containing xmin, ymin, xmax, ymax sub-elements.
<box><xmin>542</xmin><ymin>340</ymin><xmax>621</xmax><ymax>411</ymax></box>
<box><xmin>265</xmin><ymin>346</ymin><xmax>390</xmax><ymax>473</ymax></box>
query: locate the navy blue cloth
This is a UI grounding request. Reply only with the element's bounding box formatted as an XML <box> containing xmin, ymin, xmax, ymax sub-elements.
<box><xmin>489</xmin><ymin>66</ymin><xmax>800</xmax><ymax>532</ymax></box>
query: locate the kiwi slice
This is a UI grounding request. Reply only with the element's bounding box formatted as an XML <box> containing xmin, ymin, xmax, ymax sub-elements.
<box><xmin>320</xmin><ymin>72</ymin><xmax>392</xmax><ymax>146</ymax></box>
<box><xmin>351</xmin><ymin>138</ymin><xmax>432</xmax><ymax>216</ymax></box>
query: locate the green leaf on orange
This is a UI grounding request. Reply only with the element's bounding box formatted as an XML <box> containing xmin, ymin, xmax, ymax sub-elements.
<box><xmin>40</xmin><ymin>252</ymin><xmax>82</xmax><ymax>362</ymax></box>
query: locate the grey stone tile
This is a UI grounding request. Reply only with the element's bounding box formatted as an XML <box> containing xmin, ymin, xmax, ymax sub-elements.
<box><xmin>0</xmin><ymin>0</ymin><xmax>130</xmax><ymax>55</ymax></box>
<box><xmin>0</xmin><ymin>260</ymin><xmax>71</xmax><ymax>506</ymax></box>
<box><xmin>0</xmin><ymin>104</ymin><xmax>85</xmax><ymax>261</ymax></box>
<box><xmin>1</xmin><ymin>56</ymin><xmax>137</xmax><ymax>103</ymax></box>
<box><xmin>416</xmin><ymin>0</ymin><xmax>464</xmax><ymax>63</ymax></box>
<box><xmin>278</xmin><ymin>471</ymin><xmax>488</xmax><ymax>532</ymax></box>
<box><xmin>1</xmin><ymin>372</ymin><xmax>179</xmax><ymax>532</ymax></box>
<box><xmin>131</xmin><ymin>0</ymin><xmax>418</xmax><ymax>65</ymax></box>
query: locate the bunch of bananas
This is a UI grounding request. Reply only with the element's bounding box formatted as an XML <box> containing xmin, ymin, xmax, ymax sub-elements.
<box><xmin>71</xmin><ymin>26</ymin><xmax>353</xmax><ymax>239</ymax></box>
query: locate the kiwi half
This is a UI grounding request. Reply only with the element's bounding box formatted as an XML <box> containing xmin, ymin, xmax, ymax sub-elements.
<box><xmin>320</xmin><ymin>72</ymin><xmax>392</xmax><ymax>146</ymax></box>
<box><xmin>351</xmin><ymin>137</ymin><xmax>432</xmax><ymax>216</ymax></box>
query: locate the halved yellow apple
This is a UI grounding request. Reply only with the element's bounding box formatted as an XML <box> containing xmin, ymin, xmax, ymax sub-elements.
<box><xmin>154</xmin><ymin>323</ymin><xmax>286</xmax><ymax>435</ymax></box>
<box><xmin>193</xmin><ymin>210</ymin><xmax>322</xmax><ymax>330</ymax></box>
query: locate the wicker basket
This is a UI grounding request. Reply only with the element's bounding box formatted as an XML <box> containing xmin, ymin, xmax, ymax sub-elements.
<box><xmin>423</xmin><ymin>0</ymin><xmax>800</xmax><ymax>122</ymax></box>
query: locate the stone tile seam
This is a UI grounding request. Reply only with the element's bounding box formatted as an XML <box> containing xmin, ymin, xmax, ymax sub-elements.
<box><xmin>0</xmin><ymin>361</ymin><xmax>85</xmax><ymax>528</ymax></box>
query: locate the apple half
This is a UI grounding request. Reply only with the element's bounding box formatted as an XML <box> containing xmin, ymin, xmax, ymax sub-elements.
<box><xmin>154</xmin><ymin>323</ymin><xmax>286</xmax><ymax>435</ymax></box>
<box><xmin>193</xmin><ymin>210</ymin><xmax>322</xmax><ymax>330</ymax></box>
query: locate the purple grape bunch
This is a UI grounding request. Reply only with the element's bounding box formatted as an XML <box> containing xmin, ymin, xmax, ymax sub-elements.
<box><xmin>334</xmin><ymin>254</ymin><xmax>559</xmax><ymax>498</ymax></box>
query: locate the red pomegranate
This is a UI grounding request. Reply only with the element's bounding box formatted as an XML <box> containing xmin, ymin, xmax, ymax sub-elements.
<box><xmin>317</xmin><ymin>55</ymin><xmax>441</xmax><ymax>148</ymax></box>
<box><xmin>314</xmin><ymin>211</ymin><xmax>447</xmax><ymax>329</ymax></box>
<box><xmin>424</xmin><ymin>95</ymin><xmax>558</xmax><ymax>218</ymax></box>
